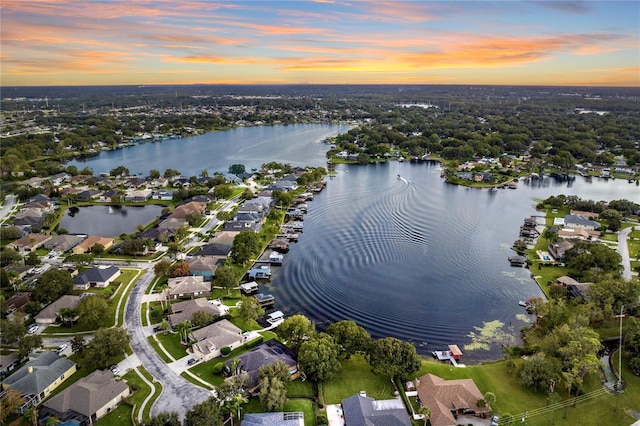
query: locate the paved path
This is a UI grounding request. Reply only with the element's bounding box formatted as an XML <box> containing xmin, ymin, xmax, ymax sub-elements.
<box><xmin>124</xmin><ymin>267</ymin><xmax>212</xmax><ymax>419</ymax></box>
<box><xmin>618</xmin><ymin>226</ymin><xmax>635</xmax><ymax>281</ymax></box>
<box><xmin>0</xmin><ymin>194</ymin><xmax>18</xmax><ymax>223</ymax></box>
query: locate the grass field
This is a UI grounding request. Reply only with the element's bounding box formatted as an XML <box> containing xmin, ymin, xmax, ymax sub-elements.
<box><xmin>154</xmin><ymin>331</ymin><xmax>189</xmax><ymax>359</ymax></box>
<box><xmin>322</xmin><ymin>354</ymin><xmax>396</xmax><ymax>404</ymax></box>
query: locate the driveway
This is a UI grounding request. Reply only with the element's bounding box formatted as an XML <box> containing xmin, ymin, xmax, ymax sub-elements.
<box><xmin>124</xmin><ymin>267</ymin><xmax>212</xmax><ymax>419</ymax></box>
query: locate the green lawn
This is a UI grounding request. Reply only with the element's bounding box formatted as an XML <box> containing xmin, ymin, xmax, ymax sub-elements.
<box><xmin>153</xmin><ymin>331</ymin><xmax>188</xmax><ymax>360</ymax></box>
<box><xmin>287</xmin><ymin>379</ymin><xmax>315</xmax><ymax>398</ymax></box>
<box><xmin>529</xmin><ymin>265</ymin><xmax>568</xmax><ymax>296</ymax></box>
<box><xmin>147</xmin><ymin>336</ymin><xmax>173</xmax><ymax>363</ymax></box>
<box><xmin>323</xmin><ymin>354</ymin><xmax>396</xmax><ymax>404</ymax></box>
<box><xmin>94</xmin><ymin>402</ymin><xmax>133</xmax><ymax>426</ymax></box>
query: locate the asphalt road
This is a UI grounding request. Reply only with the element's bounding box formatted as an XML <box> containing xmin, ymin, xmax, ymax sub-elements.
<box><xmin>124</xmin><ymin>266</ymin><xmax>212</xmax><ymax>419</ymax></box>
<box><xmin>0</xmin><ymin>194</ymin><xmax>18</xmax><ymax>222</ymax></box>
<box><xmin>618</xmin><ymin>225</ymin><xmax>634</xmax><ymax>281</ymax></box>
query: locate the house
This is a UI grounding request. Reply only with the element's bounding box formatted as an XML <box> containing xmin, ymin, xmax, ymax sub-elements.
<box><xmin>548</xmin><ymin>241</ymin><xmax>574</xmax><ymax>261</ymax></box>
<box><xmin>341</xmin><ymin>393</ymin><xmax>411</xmax><ymax>426</ymax></box>
<box><xmin>98</xmin><ymin>189</ymin><xmax>121</xmax><ymax>203</ymax></box>
<box><xmin>166</xmin><ymin>275</ymin><xmax>211</xmax><ymax>299</ymax></box>
<box><xmin>8</xmin><ymin>233</ymin><xmax>52</xmax><ymax>253</ymax></box>
<box><xmin>1</xmin><ymin>351</ymin><xmax>77</xmax><ymax>412</ymax></box>
<box><xmin>35</xmin><ymin>295</ymin><xmax>81</xmax><ymax>325</ymax></box>
<box><xmin>187</xmin><ymin>256</ymin><xmax>224</xmax><ymax>279</ymax></box>
<box><xmin>414</xmin><ymin>373</ymin><xmax>489</xmax><ymax>426</ymax></box>
<box><xmin>223</xmin><ymin>220</ymin><xmax>262</xmax><ymax>233</ymax></box>
<box><xmin>77</xmin><ymin>189</ymin><xmax>102</xmax><ymax>202</ymax></box>
<box><xmin>168</xmin><ymin>298</ymin><xmax>223</xmax><ymax>327</ymax></box>
<box><xmin>564</xmin><ymin>214</ymin><xmax>599</xmax><ymax>230</ymax></box>
<box><xmin>241</xmin><ymin>412</ymin><xmax>304</xmax><ymax>426</ymax></box>
<box><xmin>224</xmin><ymin>340</ymin><xmax>299</xmax><ymax>392</ymax></box>
<box><xmin>152</xmin><ymin>189</ymin><xmax>174</xmax><ymax>200</ymax></box>
<box><xmin>254</xmin><ymin>293</ymin><xmax>275</xmax><ymax>308</ymax></box>
<box><xmin>5</xmin><ymin>293</ymin><xmax>33</xmax><ymax>319</ymax></box>
<box><xmin>557</xmin><ymin>226</ymin><xmax>600</xmax><ymax>241</ymax></box>
<box><xmin>43</xmin><ymin>235</ymin><xmax>86</xmax><ymax>252</ymax></box>
<box><xmin>72</xmin><ymin>266</ymin><xmax>121</xmax><ymax>290</ymax></box>
<box><xmin>72</xmin><ymin>236</ymin><xmax>114</xmax><ymax>254</ymax></box>
<box><xmin>40</xmin><ymin>369</ymin><xmax>129</xmax><ymax>425</ymax></box>
<box><xmin>555</xmin><ymin>276</ymin><xmax>592</xmax><ymax>299</ymax></box>
<box><xmin>124</xmin><ymin>189</ymin><xmax>152</xmax><ymax>202</ymax></box>
<box><xmin>190</xmin><ymin>319</ymin><xmax>244</xmax><ymax>361</ymax></box>
<box><xmin>193</xmin><ymin>243</ymin><xmax>232</xmax><ymax>257</ymax></box>
<box><xmin>158</xmin><ymin>217</ymin><xmax>187</xmax><ymax>231</ymax></box>
<box><xmin>0</xmin><ymin>352</ymin><xmax>20</xmax><ymax>377</ymax></box>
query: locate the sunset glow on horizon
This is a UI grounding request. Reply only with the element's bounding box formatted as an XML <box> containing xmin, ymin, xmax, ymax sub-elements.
<box><xmin>2</xmin><ymin>0</ymin><xmax>639</xmax><ymax>87</ymax></box>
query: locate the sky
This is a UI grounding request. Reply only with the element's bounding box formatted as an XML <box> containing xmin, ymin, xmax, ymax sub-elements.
<box><xmin>1</xmin><ymin>0</ymin><xmax>639</xmax><ymax>87</ymax></box>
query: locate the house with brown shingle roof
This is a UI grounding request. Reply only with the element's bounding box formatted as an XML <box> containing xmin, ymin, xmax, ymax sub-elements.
<box><xmin>168</xmin><ymin>297</ymin><xmax>223</xmax><ymax>327</ymax></box>
<box><xmin>34</xmin><ymin>295</ymin><xmax>81</xmax><ymax>325</ymax></box>
<box><xmin>414</xmin><ymin>373</ymin><xmax>489</xmax><ymax>426</ymax></box>
<box><xmin>190</xmin><ymin>319</ymin><xmax>244</xmax><ymax>361</ymax></box>
<box><xmin>166</xmin><ymin>275</ymin><xmax>211</xmax><ymax>299</ymax></box>
<box><xmin>72</xmin><ymin>236</ymin><xmax>114</xmax><ymax>254</ymax></box>
<box><xmin>8</xmin><ymin>233</ymin><xmax>52</xmax><ymax>253</ymax></box>
<box><xmin>41</xmin><ymin>369</ymin><xmax>129</xmax><ymax>424</ymax></box>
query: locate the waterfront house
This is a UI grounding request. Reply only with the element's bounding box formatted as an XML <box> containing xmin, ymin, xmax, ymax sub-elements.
<box><xmin>341</xmin><ymin>392</ymin><xmax>411</xmax><ymax>426</ymax></box>
<box><xmin>168</xmin><ymin>298</ymin><xmax>223</xmax><ymax>327</ymax></box>
<box><xmin>187</xmin><ymin>256</ymin><xmax>223</xmax><ymax>279</ymax></box>
<box><xmin>557</xmin><ymin>226</ymin><xmax>600</xmax><ymax>241</ymax></box>
<box><xmin>124</xmin><ymin>189</ymin><xmax>152</xmax><ymax>202</ymax></box>
<box><xmin>190</xmin><ymin>319</ymin><xmax>244</xmax><ymax>361</ymax></box>
<box><xmin>77</xmin><ymin>189</ymin><xmax>102</xmax><ymax>202</ymax></box>
<box><xmin>193</xmin><ymin>243</ymin><xmax>232</xmax><ymax>257</ymax></box>
<box><xmin>2</xmin><ymin>351</ymin><xmax>77</xmax><ymax>413</ymax></box>
<box><xmin>152</xmin><ymin>189</ymin><xmax>175</xmax><ymax>201</ymax></box>
<box><xmin>8</xmin><ymin>233</ymin><xmax>51</xmax><ymax>253</ymax></box>
<box><xmin>415</xmin><ymin>373</ymin><xmax>489</xmax><ymax>426</ymax></box>
<box><xmin>72</xmin><ymin>236</ymin><xmax>114</xmax><ymax>254</ymax></box>
<box><xmin>224</xmin><ymin>340</ymin><xmax>299</xmax><ymax>393</ymax></box>
<box><xmin>555</xmin><ymin>276</ymin><xmax>592</xmax><ymax>299</ymax></box>
<box><xmin>35</xmin><ymin>295</ymin><xmax>82</xmax><ymax>325</ymax></box>
<box><xmin>44</xmin><ymin>234</ymin><xmax>85</xmax><ymax>252</ymax></box>
<box><xmin>72</xmin><ymin>266</ymin><xmax>120</xmax><ymax>290</ymax></box>
<box><xmin>548</xmin><ymin>241</ymin><xmax>574</xmax><ymax>261</ymax></box>
<box><xmin>166</xmin><ymin>275</ymin><xmax>211</xmax><ymax>299</ymax></box>
<box><xmin>40</xmin><ymin>369</ymin><xmax>129</xmax><ymax>425</ymax></box>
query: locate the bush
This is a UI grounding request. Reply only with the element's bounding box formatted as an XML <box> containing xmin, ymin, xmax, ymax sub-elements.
<box><xmin>316</xmin><ymin>415</ymin><xmax>328</xmax><ymax>425</ymax></box>
<box><xmin>246</xmin><ymin>336</ymin><xmax>264</xmax><ymax>349</ymax></box>
<box><xmin>212</xmin><ymin>362</ymin><xmax>225</xmax><ymax>374</ymax></box>
<box><xmin>220</xmin><ymin>346</ymin><xmax>231</xmax><ymax>356</ymax></box>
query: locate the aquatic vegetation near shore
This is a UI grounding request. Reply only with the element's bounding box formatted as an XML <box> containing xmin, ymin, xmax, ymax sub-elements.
<box><xmin>464</xmin><ymin>320</ymin><xmax>514</xmax><ymax>351</ymax></box>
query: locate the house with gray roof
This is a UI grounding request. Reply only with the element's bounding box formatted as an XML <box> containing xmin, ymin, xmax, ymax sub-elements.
<box><xmin>224</xmin><ymin>340</ymin><xmax>299</xmax><ymax>393</ymax></box>
<box><xmin>41</xmin><ymin>369</ymin><xmax>129</xmax><ymax>425</ymax></box>
<box><xmin>193</xmin><ymin>243</ymin><xmax>232</xmax><ymax>257</ymax></box>
<box><xmin>35</xmin><ymin>295</ymin><xmax>81</xmax><ymax>325</ymax></box>
<box><xmin>168</xmin><ymin>298</ymin><xmax>223</xmax><ymax>327</ymax></box>
<box><xmin>187</xmin><ymin>256</ymin><xmax>224</xmax><ymax>279</ymax></box>
<box><xmin>548</xmin><ymin>241</ymin><xmax>575</xmax><ymax>261</ymax></box>
<box><xmin>564</xmin><ymin>214</ymin><xmax>599</xmax><ymax>230</ymax></box>
<box><xmin>44</xmin><ymin>234</ymin><xmax>86</xmax><ymax>252</ymax></box>
<box><xmin>341</xmin><ymin>393</ymin><xmax>411</xmax><ymax>426</ymax></box>
<box><xmin>72</xmin><ymin>266</ymin><xmax>120</xmax><ymax>290</ymax></box>
<box><xmin>242</xmin><ymin>412</ymin><xmax>304</xmax><ymax>426</ymax></box>
<box><xmin>1</xmin><ymin>351</ymin><xmax>77</xmax><ymax>411</ymax></box>
<box><xmin>190</xmin><ymin>319</ymin><xmax>244</xmax><ymax>361</ymax></box>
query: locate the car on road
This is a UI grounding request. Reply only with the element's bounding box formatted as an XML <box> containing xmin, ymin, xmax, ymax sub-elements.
<box><xmin>27</xmin><ymin>324</ymin><xmax>39</xmax><ymax>334</ymax></box>
<box><xmin>110</xmin><ymin>364</ymin><xmax>120</xmax><ymax>374</ymax></box>
<box><xmin>187</xmin><ymin>358</ymin><xmax>199</xmax><ymax>366</ymax></box>
<box><xmin>490</xmin><ymin>414</ymin><xmax>500</xmax><ymax>426</ymax></box>
<box><xmin>56</xmin><ymin>344</ymin><xmax>68</xmax><ymax>354</ymax></box>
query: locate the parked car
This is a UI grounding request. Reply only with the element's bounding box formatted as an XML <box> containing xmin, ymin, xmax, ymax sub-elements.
<box><xmin>490</xmin><ymin>414</ymin><xmax>500</xmax><ymax>426</ymax></box>
<box><xmin>110</xmin><ymin>364</ymin><xmax>120</xmax><ymax>374</ymax></box>
<box><xmin>153</xmin><ymin>326</ymin><xmax>162</xmax><ymax>332</ymax></box>
<box><xmin>187</xmin><ymin>358</ymin><xmax>199</xmax><ymax>366</ymax></box>
<box><xmin>56</xmin><ymin>344</ymin><xmax>68</xmax><ymax>354</ymax></box>
<box><xmin>27</xmin><ymin>324</ymin><xmax>39</xmax><ymax>334</ymax></box>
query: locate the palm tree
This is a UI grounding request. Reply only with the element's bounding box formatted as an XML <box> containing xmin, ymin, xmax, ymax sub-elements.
<box><xmin>21</xmin><ymin>405</ymin><xmax>38</xmax><ymax>426</ymax></box>
<box><xmin>58</xmin><ymin>308</ymin><xmax>77</xmax><ymax>327</ymax></box>
<box><xmin>417</xmin><ymin>405</ymin><xmax>431</xmax><ymax>426</ymax></box>
<box><xmin>226</xmin><ymin>393</ymin><xmax>248</xmax><ymax>425</ymax></box>
<box><xmin>43</xmin><ymin>415</ymin><xmax>61</xmax><ymax>426</ymax></box>
<box><xmin>177</xmin><ymin>320</ymin><xmax>192</xmax><ymax>344</ymax></box>
<box><xmin>484</xmin><ymin>391</ymin><xmax>497</xmax><ymax>414</ymax></box>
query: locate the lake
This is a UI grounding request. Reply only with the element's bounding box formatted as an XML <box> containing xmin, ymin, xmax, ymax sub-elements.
<box><xmin>68</xmin><ymin>124</ymin><xmax>351</xmax><ymax>177</ymax></box>
<box><xmin>267</xmin><ymin>161</ymin><xmax>639</xmax><ymax>362</ymax></box>
<box><xmin>58</xmin><ymin>205</ymin><xmax>164</xmax><ymax>237</ymax></box>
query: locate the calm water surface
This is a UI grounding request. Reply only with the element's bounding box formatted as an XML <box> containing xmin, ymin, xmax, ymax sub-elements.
<box><xmin>268</xmin><ymin>162</ymin><xmax>639</xmax><ymax>362</ymax></box>
<box><xmin>59</xmin><ymin>205</ymin><xmax>164</xmax><ymax>237</ymax></box>
<box><xmin>69</xmin><ymin>124</ymin><xmax>351</xmax><ymax>176</ymax></box>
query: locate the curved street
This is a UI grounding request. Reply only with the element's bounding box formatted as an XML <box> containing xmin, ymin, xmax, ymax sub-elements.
<box><xmin>618</xmin><ymin>225</ymin><xmax>635</xmax><ymax>281</ymax></box>
<box><xmin>124</xmin><ymin>266</ymin><xmax>213</xmax><ymax>419</ymax></box>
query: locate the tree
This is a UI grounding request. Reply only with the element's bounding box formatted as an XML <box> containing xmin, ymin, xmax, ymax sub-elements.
<box><xmin>186</xmin><ymin>211</ymin><xmax>202</xmax><ymax>226</ymax></box>
<box><xmin>484</xmin><ymin>391</ymin><xmax>496</xmax><ymax>411</ymax></box>
<box><xmin>21</xmin><ymin>404</ymin><xmax>38</xmax><ymax>426</ymax></box>
<box><xmin>89</xmin><ymin>243</ymin><xmax>105</xmax><ymax>256</ymax></box>
<box><xmin>271</xmin><ymin>190</ymin><xmax>294</xmax><ymax>208</ymax></box>
<box><xmin>71</xmin><ymin>335</ymin><xmax>86</xmax><ymax>354</ymax></box>
<box><xmin>217</xmin><ymin>373</ymin><xmax>250</xmax><ymax>424</ymax></box>
<box><xmin>0</xmin><ymin>317</ymin><xmax>27</xmax><ymax>344</ymax></box>
<box><xmin>164</xmin><ymin>168</ymin><xmax>181</xmax><ymax>178</ymax></box>
<box><xmin>326</xmin><ymin>320</ymin><xmax>371</xmax><ymax>359</ymax></box>
<box><xmin>518</xmin><ymin>352</ymin><xmax>562</xmax><ymax>393</ymax></box>
<box><xmin>417</xmin><ymin>405</ymin><xmax>431</xmax><ymax>426</ymax></box>
<box><xmin>563</xmin><ymin>242</ymin><xmax>621</xmax><ymax>279</ymax></box>
<box><xmin>298</xmin><ymin>333</ymin><xmax>341</xmax><ymax>382</ymax></box>
<box><xmin>58</xmin><ymin>307</ymin><xmax>78</xmax><ymax>327</ymax></box>
<box><xmin>146</xmin><ymin>411</ymin><xmax>181</xmax><ymax>426</ymax></box>
<box><xmin>0</xmin><ymin>389</ymin><xmax>24</xmax><ymax>424</ymax></box>
<box><xmin>83</xmin><ymin>327</ymin><xmax>131</xmax><ymax>370</ymax></box>
<box><xmin>184</xmin><ymin>397</ymin><xmax>223</xmax><ymax>426</ymax></box>
<box><xmin>213</xmin><ymin>184</ymin><xmax>233</xmax><ymax>199</ymax></box>
<box><xmin>229</xmin><ymin>164</ymin><xmax>246</xmax><ymax>175</ymax></box>
<box><xmin>170</xmin><ymin>261</ymin><xmax>190</xmax><ymax>277</ymax></box>
<box><xmin>32</xmin><ymin>269</ymin><xmax>73</xmax><ymax>304</ymax></box>
<box><xmin>176</xmin><ymin>321</ymin><xmax>192</xmax><ymax>344</ymax></box>
<box><xmin>110</xmin><ymin>165</ymin><xmax>129</xmax><ymax>177</ymax></box>
<box><xmin>230</xmin><ymin>230</ymin><xmax>260</xmax><ymax>265</ymax></box>
<box><xmin>24</xmin><ymin>251</ymin><xmax>39</xmax><ymax>267</ymax></box>
<box><xmin>587</xmin><ymin>278</ymin><xmax>640</xmax><ymax>319</ymax></box>
<box><xmin>154</xmin><ymin>259</ymin><xmax>172</xmax><ymax>277</ymax></box>
<box><xmin>277</xmin><ymin>314</ymin><xmax>315</xmax><ymax>349</ymax></box>
<box><xmin>368</xmin><ymin>337</ymin><xmax>421</xmax><ymax>379</ymax></box>
<box><xmin>236</xmin><ymin>296</ymin><xmax>265</xmax><ymax>322</ymax></box>
<box><xmin>18</xmin><ymin>334</ymin><xmax>43</xmax><ymax>358</ymax></box>
<box><xmin>215</xmin><ymin>265</ymin><xmax>239</xmax><ymax>295</ymax></box>
<box><xmin>192</xmin><ymin>310</ymin><xmax>216</xmax><ymax>328</ymax></box>
<box><xmin>77</xmin><ymin>296</ymin><xmax>110</xmax><ymax>329</ymax></box>
<box><xmin>149</xmin><ymin>169</ymin><xmax>161</xmax><ymax>179</ymax></box>
<box><xmin>42</xmin><ymin>416</ymin><xmax>60</xmax><ymax>426</ymax></box>
<box><xmin>258</xmin><ymin>370</ymin><xmax>287</xmax><ymax>411</ymax></box>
